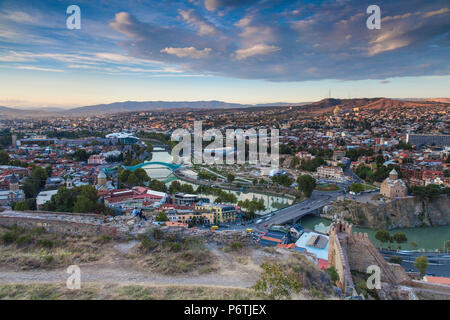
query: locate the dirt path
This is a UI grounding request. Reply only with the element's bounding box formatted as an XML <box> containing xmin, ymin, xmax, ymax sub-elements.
<box><xmin>0</xmin><ymin>266</ymin><xmax>257</xmax><ymax>288</ymax></box>
<box><xmin>0</xmin><ymin>241</ymin><xmax>264</xmax><ymax>289</ymax></box>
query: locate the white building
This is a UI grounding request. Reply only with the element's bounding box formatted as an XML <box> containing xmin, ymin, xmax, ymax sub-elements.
<box><xmin>317</xmin><ymin>165</ymin><xmax>346</xmax><ymax>182</ymax></box>
<box><xmin>36</xmin><ymin>190</ymin><xmax>59</xmax><ymax>209</ymax></box>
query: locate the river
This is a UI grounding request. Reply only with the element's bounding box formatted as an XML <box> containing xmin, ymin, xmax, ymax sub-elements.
<box><xmin>146</xmin><ymin>151</ymin><xmax>448</xmax><ymax>251</ymax></box>
<box><xmin>144</xmin><ymin>150</ymin><xmax>293</xmax><ymax>214</ymax></box>
<box><xmin>300</xmin><ymin>216</ymin><xmax>450</xmax><ymax>252</ymax></box>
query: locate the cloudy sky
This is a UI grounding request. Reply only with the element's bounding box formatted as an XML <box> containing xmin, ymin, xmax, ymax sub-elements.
<box><xmin>0</xmin><ymin>0</ymin><xmax>449</xmax><ymax>108</ymax></box>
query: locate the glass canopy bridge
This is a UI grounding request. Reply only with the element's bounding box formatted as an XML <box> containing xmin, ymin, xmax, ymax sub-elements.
<box><xmin>122</xmin><ymin>161</ymin><xmax>183</xmax><ymax>172</ymax></box>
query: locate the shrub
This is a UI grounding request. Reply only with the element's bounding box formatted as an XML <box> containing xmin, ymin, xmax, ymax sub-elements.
<box><xmin>1</xmin><ymin>232</ymin><xmax>18</xmax><ymax>245</ymax></box>
<box><xmin>152</xmin><ymin>228</ymin><xmax>163</xmax><ymax>240</ymax></box>
<box><xmin>139</xmin><ymin>235</ymin><xmax>157</xmax><ymax>250</ymax></box>
<box><xmin>229</xmin><ymin>242</ymin><xmax>243</xmax><ymax>251</ymax></box>
<box><xmin>15</xmin><ymin>235</ymin><xmax>32</xmax><ymax>246</ymax></box>
<box><xmin>37</xmin><ymin>239</ymin><xmax>54</xmax><ymax>249</ymax></box>
<box><xmin>96</xmin><ymin>235</ymin><xmax>112</xmax><ymax>244</ymax></box>
<box><xmin>170</xmin><ymin>242</ymin><xmax>182</xmax><ymax>252</ymax></box>
<box><xmin>388</xmin><ymin>256</ymin><xmax>402</xmax><ymax>265</ymax></box>
<box><xmin>43</xmin><ymin>255</ymin><xmax>54</xmax><ymax>264</ymax></box>
<box><xmin>30</xmin><ymin>227</ymin><xmax>46</xmax><ymax>235</ymax></box>
<box><xmin>325</xmin><ymin>266</ymin><xmax>340</xmax><ymax>283</ymax></box>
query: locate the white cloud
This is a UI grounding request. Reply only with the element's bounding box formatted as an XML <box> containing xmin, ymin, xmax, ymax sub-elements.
<box><xmin>15</xmin><ymin>66</ymin><xmax>64</xmax><ymax>72</ymax></box>
<box><xmin>161</xmin><ymin>47</ymin><xmax>212</xmax><ymax>59</ymax></box>
<box><xmin>234</xmin><ymin>44</ymin><xmax>279</xmax><ymax>60</ymax></box>
<box><xmin>179</xmin><ymin>9</ymin><xmax>216</xmax><ymax>36</ymax></box>
<box><xmin>424</xmin><ymin>8</ymin><xmax>450</xmax><ymax>18</ymax></box>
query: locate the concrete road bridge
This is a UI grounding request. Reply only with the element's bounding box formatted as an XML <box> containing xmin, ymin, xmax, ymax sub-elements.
<box><xmin>249</xmin><ymin>189</ymin><xmax>344</xmax><ymax>232</ymax></box>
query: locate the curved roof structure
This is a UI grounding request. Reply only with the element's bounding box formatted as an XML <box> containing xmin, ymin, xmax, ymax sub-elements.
<box><xmin>122</xmin><ymin>161</ymin><xmax>183</xmax><ymax>172</ymax></box>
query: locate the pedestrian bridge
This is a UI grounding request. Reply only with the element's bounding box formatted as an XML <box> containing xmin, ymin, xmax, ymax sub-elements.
<box><xmin>123</xmin><ymin>161</ymin><xmax>183</xmax><ymax>172</ymax></box>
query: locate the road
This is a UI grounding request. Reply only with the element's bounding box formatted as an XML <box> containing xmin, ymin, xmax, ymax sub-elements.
<box><xmin>247</xmin><ymin>189</ymin><xmax>344</xmax><ymax>232</ymax></box>
<box><xmin>380</xmin><ymin>250</ymin><xmax>450</xmax><ymax>278</ymax></box>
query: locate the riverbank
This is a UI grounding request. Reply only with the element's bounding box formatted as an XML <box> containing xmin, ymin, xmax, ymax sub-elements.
<box><xmin>300</xmin><ymin>215</ymin><xmax>450</xmax><ymax>252</ymax></box>
<box><xmin>173</xmin><ymin>170</ymin><xmax>297</xmax><ymax>200</ymax></box>
<box><xmin>327</xmin><ymin>196</ymin><xmax>450</xmax><ymax>229</ymax></box>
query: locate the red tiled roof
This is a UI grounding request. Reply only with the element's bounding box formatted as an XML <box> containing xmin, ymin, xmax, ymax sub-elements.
<box><xmin>318</xmin><ymin>259</ymin><xmax>329</xmax><ymax>270</ymax></box>
<box><xmin>261</xmin><ymin>236</ymin><xmax>282</xmax><ymax>243</ymax></box>
<box><xmin>423</xmin><ymin>276</ymin><xmax>450</xmax><ymax>285</ymax></box>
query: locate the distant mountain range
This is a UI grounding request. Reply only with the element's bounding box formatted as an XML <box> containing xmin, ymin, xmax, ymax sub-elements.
<box><xmin>64</xmin><ymin>100</ymin><xmax>254</xmax><ymax>115</ymax></box>
<box><xmin>0</xmin><ymin>97</ymin><xmax>448</xmax><ymax>118</ymax></box>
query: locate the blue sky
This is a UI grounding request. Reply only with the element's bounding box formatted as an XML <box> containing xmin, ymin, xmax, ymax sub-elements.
<box><xmin>0</xmin><ymin>0</ymin><xmax>449</xmax><ymax>108</ymax></box>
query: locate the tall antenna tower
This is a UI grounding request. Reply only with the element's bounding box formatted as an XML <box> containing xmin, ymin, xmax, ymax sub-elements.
<box><xmin>329</xmin><ymin>88</ymin><xmax>331</xmax><ymax>98</ymax></box>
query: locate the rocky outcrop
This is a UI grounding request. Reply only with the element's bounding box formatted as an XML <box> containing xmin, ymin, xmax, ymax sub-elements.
<box><xmin>326</xmin><ymin>196</ymin><xmax>450</xmax><ymax>229</ymax></box>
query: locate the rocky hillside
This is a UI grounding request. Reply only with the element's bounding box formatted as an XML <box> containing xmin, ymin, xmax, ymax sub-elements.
<box><xmin>326</xmin><ymin>196</ymin><xmax>450</xmax><ymax>229</ymax></box>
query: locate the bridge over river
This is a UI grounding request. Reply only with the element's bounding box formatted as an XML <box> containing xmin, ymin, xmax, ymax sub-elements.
<box><xmin>123</xmin><ymin>161</ymin><xmax>183</xmax><ymax>172</ymax></box>
<box><xmin>248</xmin><ymin>189</ymin><xmax>344</xmax><ymax>232</ymax></box>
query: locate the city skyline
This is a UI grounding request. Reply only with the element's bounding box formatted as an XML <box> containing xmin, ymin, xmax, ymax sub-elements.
<box><xmin>0</xmin><ymin>0</ymin><xmax>449</xmax><ymax>108</ymax></box>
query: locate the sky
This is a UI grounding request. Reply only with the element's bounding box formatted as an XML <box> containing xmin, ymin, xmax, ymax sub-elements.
<box><xmin>0</xmin><ymin>0</ymin><xmax>449</xmax><ymax>108</ymax></box>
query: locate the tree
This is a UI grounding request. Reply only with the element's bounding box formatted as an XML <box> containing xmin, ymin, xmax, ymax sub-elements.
<box><xmin>374</xmin><ymin>230</ymin><xmax>391</xmax><ymax>248</ymax></box>
<box><xmin>40</xmin><ymin>185</ymin><xmax>105</xmax><ymax>214</ymax></box>
<box><xmin>73</xmin><ymin>149</ymin><xmax>88</xmax><ymax>162</ymax></box>
<box><xmin>411</xmin><ymin>242</ymin><xmax>418</xmax><ymax>250</ymax></box>
<box><xmin>253</xmin><ymin>261</ymin><xmax>302</xmax><ymax>299</ymax></box>
<box><xmin>45</xmin><ymin>166</ymin><xmax>53</xmax><ymax>177</ymax></box>
<box><xmin>297</xmin><ymin>175</ymin><xmax>316</xmax><ymax>198</ymax></box>
<box><xmin>325</xmin><ymin>266</ymin><xmax>340</xmax><ymax>283</ymax></box>
<box><xmin>198</xmin><ymin>170</ymin><xmax>217</xmax><ymax>181</ymax></box>
<box><xmin>13</xmin><ymin>201</ymin><xmax>29</xmax><ymax>211</ymax></box>
<box><xmin>73</xmin><ymin>194</ymin><xmax>96</xmax><ymax>213</ymax></box>
<box><xmin>22</xmin><ymin>166</ymin><xmax>48</xmax><ymax>198</ymax></box>
<box><xmin>134</xmin><ymin>168</ymin><xmax>150</xmax><ymax>182</ymax></box>
<box><xmin>290</xmin><ymin>156</ymin><xmax>300</xmax><ymax>168</ymax></box>
<box><xmin>227</xmin><ymin>173</ymin><xmax>235</xmax><ymax>183</ymax></box>
<box><xmin>349</xmin><ymin>183</ymin><xmax>365</xmax><ymax>194</ymax></box>
<box><xmin>392</xmin><ymin>232</ymin><xmax>407</xmax><ymax>249</ymax></box>
<box><xmin>389</xmin><ymin>256</ymin><xmax>402</xmax><ymax>265</ymax></box>
<box><xmin>149</xmin><ymin>179</ymin><xmax>167</xmax><ymax>192</ymax></box>
<box><xmin>118</xmin><ymin>169</ymin><xmax>131</xmax><ymax>186</ymax></box>
<box><xmin>0</xmin><ymin>150</ymin><xmax>10</xmax><ymax>165</ymax></box>
<box><xmin>169</xmin><ymin>181</ymin><xmax>181</xmax><ymax>193</ymax></box>
<box><xmin>127</xmin><ymin>173</ymin><xmax>139</xmax><ymax>186</ymax></box>
<box><xmin>271</xmin><ymin>174</ymin><xmax>293</xmax><ymax>187</ymax></box>
<box><xmin>155</xmin><ymin>212</ymin><xmax>169</xmax><ymax>222</ymax></box>
<box><xmin>414</xmin><ymin>255</ymin><xmax>429</xmax><ymax>275</ymax></box>
<box><xmin>410</xmin><ymin>184</ymin><xmax>442</xmax><ymax>199</ymax></box>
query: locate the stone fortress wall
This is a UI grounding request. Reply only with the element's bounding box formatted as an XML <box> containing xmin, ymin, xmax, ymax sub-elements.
<box><xmin>328</xmin><ymin>220</ymin><xmax>410</xmax><ymax>295</ymax></box>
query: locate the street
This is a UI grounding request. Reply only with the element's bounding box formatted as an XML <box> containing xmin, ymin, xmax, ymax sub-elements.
<box><xmin>247</xmin><ymin>189</ymin><xmax>344</xmax><ymax>232</ymax></box>
<box><xmin>380</xmin><ymin>250</ymin><xmax>450</xmax><ymax>278</ymax></box>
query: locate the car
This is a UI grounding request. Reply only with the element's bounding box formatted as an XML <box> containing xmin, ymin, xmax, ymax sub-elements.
<box><xmin>264</xmin><ymin>223</ymin><xmax>268</xmax><ymax>227</ymax></box>
<box><xmin>256</xmin><ymin>219</ymin><xmax>263</xmax><ymax>224</ymax></box>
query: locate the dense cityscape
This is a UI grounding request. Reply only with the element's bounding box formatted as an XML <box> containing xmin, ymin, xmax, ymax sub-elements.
<box><xmin>0</xmin><ymin>0</ymin><xmax>449</xmax><ymax>306</ymax></box>
<box><xmin>0</xmin><ymin>97</ymin><xmax>448</xmax><ymax>300</ymax></box>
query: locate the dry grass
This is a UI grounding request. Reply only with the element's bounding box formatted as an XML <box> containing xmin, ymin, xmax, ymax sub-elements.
<box><xmin>253</xmin><ymin>252</ymin><xmax>338</xmax><ymax>300</ymax></box>
<box><xmin>0</xmin><ymin>283</ymin><xmax>259</xmax><ymax>300</ymax></box>
<box><xmin>137</xmin><ymin>229</ymin><xmax>216</xmax><ymax>275</ymax></box>
<box><xmin>114</xmin><ymin>284</ymin><xmax>259</xmax><ymax>300</ymax></box>
<box><xmin>0</xmin><ymin>225</ymin><xmax>103</xmax><ymax>269</ymax></box>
